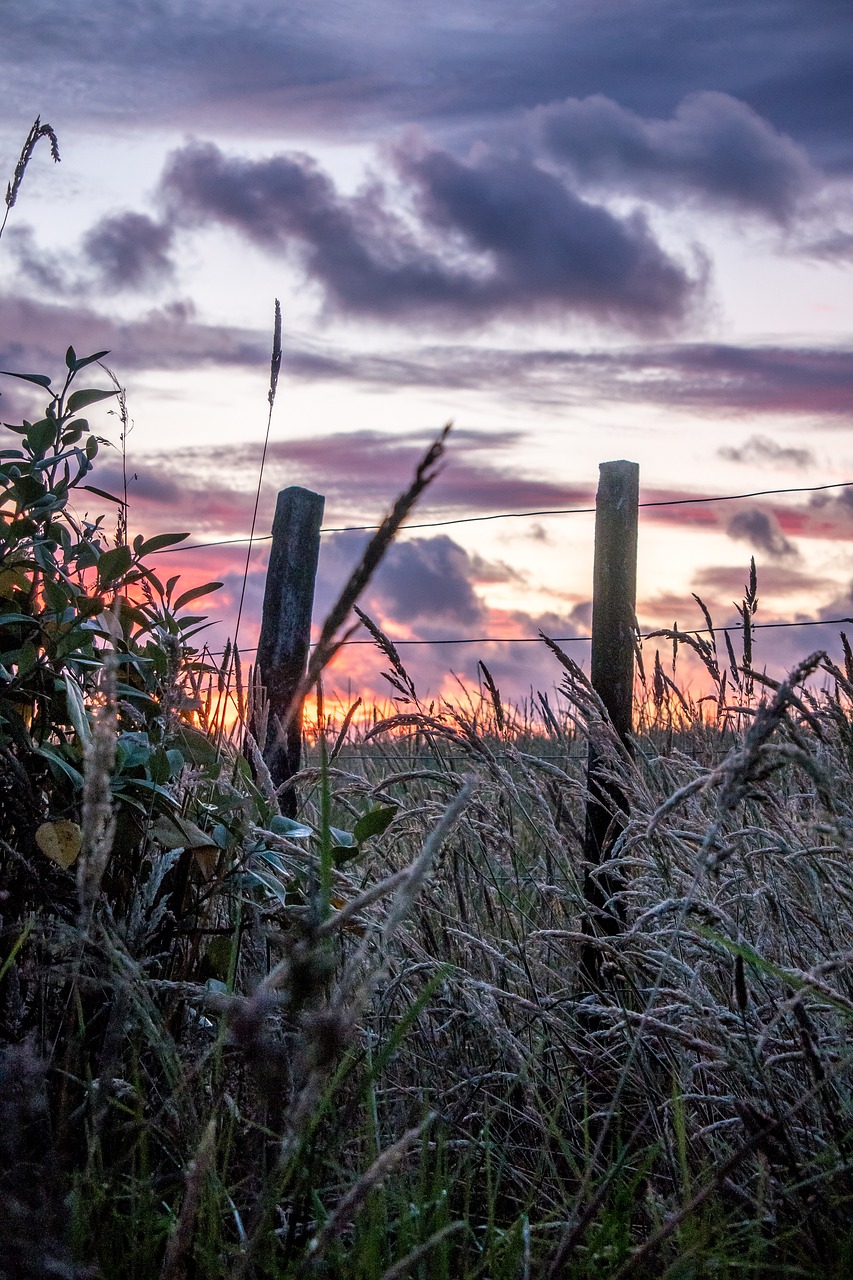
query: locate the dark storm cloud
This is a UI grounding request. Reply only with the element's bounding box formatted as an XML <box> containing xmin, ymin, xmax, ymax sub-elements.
<box><xmin>371</xmin><ymin>537</ymin><xmax>486</xmax><ymax>627</ymax></box>
<box><xmin>3</xmin><ymin>2</ymin><xmax>851</xmax><ymax>172</ymax></box>
<box><xmin>536</xmin><ymin>92</ymin><xmax>818</xmax><ymax>221</ymax></box>
<box><xmin>718</xmin><ymin>434</ymin><xmax>815</xmax><ymax>468</ymax></box>
<box><xmin>3</xmin><ymin>227</ymin><xmax>70</xmax><ymax>294</ymax></box>
<box><xmin>53</xmin><ymin>426</ymin><xmax>591</xmax><ymax>550</ymax></box>
<box><xmin>205</xmin><ymin>429</ymin><xmax>595</xmax><ymax>524</ymax></box>
<box><xmin>100</xmin><ymin>421</ymin><xmax>853</xmax><ymax>568</ymax></box>
<box><xmin>82</xmin><ymin>212</ymin><xmax>176</xmax><ymax>289</ymax></box>
<box><xmin>160</xmin><ymin>139</ymin><xmax>699</xmax><ymax>328</ymax></box>
<box><xmin>143</xmin><ymin>427</ymin><xmax>593</xmax><ymax>532</ymax></box>
<box><xmin>802</xmin><ymin>228</ymin><xmax>853</xmax><ymax>262</ymax></box>
<box><xmin>314</xmin><ymin>534</ymin><xmax>489</xmax><ymax>630</ymax></box>
<box><xmin>725</xmin><ymin>508</ymin><xmax>799</xmax><ymax>559</ymax></box>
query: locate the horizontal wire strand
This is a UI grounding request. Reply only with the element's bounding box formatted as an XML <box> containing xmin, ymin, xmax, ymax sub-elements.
<box><xmin>158</xmin><ymin>478</ymin><xmax>853</xmax><ymax>554</ymax></box>
<box><xmin>197</xmin><ymin>614</ymin><xmax>853</xmax><ymax>660</ymax></box>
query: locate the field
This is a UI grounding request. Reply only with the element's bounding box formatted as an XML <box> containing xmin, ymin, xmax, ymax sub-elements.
<box><xmin>4</xmin><ymin>578</ymin><xmax>853</xmax><ymax>1278</ymax></box>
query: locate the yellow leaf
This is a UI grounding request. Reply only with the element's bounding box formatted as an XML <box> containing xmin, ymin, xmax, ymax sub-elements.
<box><xmin>35</xmin><ymin>820</ymin><xmax>82</xmax><ymax>869</ymax></box>
<box><xmin>192</xmin><ymin>846</ymin><xmax>220</xmax><ymax>882</ymax></box>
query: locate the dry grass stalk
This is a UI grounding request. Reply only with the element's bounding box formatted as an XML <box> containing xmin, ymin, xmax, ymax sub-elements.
<box><xmin>160</xmin><ymin>1116</ymin><xmax>218</xmax><ymax>1280</ymax></box>
<box><xmin>286</xmin><ymin>425</ymin><xmax>450</xmax><ymax>727</ymax></box>
<box><xmin>77</xmin><ymin>648</ymin><xmax>118</xmax><ymax>919</ymax></box>
<box><xmin>1</xmin><ymin>115</ymin><xmax>60</xmax><ymax>240</ymax></box>
<box><xmin>307</xmin><ymin>1116</ymin><xmax>433</xmax><ymax>1264</ymax></box>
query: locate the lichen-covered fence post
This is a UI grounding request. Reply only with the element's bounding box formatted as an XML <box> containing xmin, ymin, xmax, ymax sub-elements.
<box><xmin>582</xmin><ymin>459</ymin><xmax>639</xmax><ymax>979</ymax></box>
<box><xmin>256</xmin><ymin>486</ymin><xmax>325</xmax><ymax>817</ymax></box>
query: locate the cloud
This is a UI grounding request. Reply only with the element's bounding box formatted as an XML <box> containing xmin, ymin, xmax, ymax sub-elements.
<box><xmin>74</xmin><ymin>424</ymin><xmax>853</xmax><ymax>560</ymax></box>
<box><xmin>183</xmin><ymin>527</ymin><xmax>587</xmax><ymax>706</ymax></box>
<box><xmin>480</xmin><ymin>342</ymin><xmax>853</xmax><ymax>417</ymax></box>
<box><xmin>725</xmin><ymin>507</ymin><xmax>799</xmax><ymax>559</ymax></box>
<box><xmin>90</xmin><ymin>426</ymin><xmax>593</xmax><ymax>541</ymax></box>
<box><xmin>371</xmin><ymin>536</ymin><xmax>487</xmax><ymax>627</ymax></box>
<box><xmin>693</xmin><ymin>562</ymin><xmax>833</xmax><ymax>599</ymax></box>
<box><xmin>314</xmin><ymin>532</ymin><xmax>489</xmax><ymax>630</ymax></box>
<box><xmin>6</xmin><ymin>213</ymin><xmax>176</xmax><ymax>298</ymax></box>
<box><xmin>718</xmin><ymin>434</ymin><xmax>815</xmax><ymax>468</ymax></box>
<box><xmin>0</xmin><ymin>294</ymin><xmax>273</xmax><ymax>381</ymax></box>
<box><xmin>160</xmin><ymin>137</ymin><xmax>700</xmax><ymax>328</ymax></box>
<box><xmin>2</xmin><ymin>287</ymin><xmax>851</xmax><ymax>422</ymax></box>
<box><xmin>82</xmin><ymin>212</ymin><xmax>176</xmax><ymax>289</ymax></box>
<box><xmin>537</xmin><ymin>91</ymin><xmax>819</xmax><ymax>221</ymax></box>
<box><xmin>3</xmin><ymin>1</ymin><xmax>851</xmax><ymax>178</ymax></box>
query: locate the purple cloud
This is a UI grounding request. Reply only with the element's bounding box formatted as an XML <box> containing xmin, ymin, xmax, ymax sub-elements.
<box><xmin>160</xmin><ymin>138</ymin><xmax>700</xmax><ymax>329</ymax></box>
<box><xmin>718</xmin><ymin>434</ymin><xmax>815</xmax><ymax>467</ymax></box>
<box><xmin>725</xmin><ymin>507</ymin><xmax>799</xmax><ymax>559</ymax></box>
<box><xmin>537</xmin><ymin>92</ymin><xmax>819</xmax><ymax>222</ymax></box>
<box><xmin>82</xmin><ymin>212</ymin><xmax>176</xmax><ymax>290</ymax></box>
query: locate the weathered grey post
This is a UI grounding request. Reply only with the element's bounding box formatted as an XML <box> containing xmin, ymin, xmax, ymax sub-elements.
<box><xmin>582</xmin><ymin>460</ymin><xmax>639</xmax><ymax>972</ymax></box>
<box><xmin>256</xmin><ymin>486</ymin><xmax>325</xmax><ymax>816</ymax></box>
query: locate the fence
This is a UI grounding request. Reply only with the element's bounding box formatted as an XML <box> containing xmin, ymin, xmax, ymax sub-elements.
<box><xmin>216</xmin><ymin>460</ymin><xmax>852</xmax><ymax>975</ymax></box>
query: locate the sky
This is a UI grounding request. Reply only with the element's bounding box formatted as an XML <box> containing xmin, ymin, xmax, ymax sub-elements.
<box><xmin>2</xmin><ymin>0</ymin><xmax>853</xmax><ymax>711</ymax></box>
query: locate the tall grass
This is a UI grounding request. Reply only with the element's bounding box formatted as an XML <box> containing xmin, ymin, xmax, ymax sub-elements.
<box><xmin>4</xmin><ymin>617</ymin><xmax>853</xmax><ymax>1277</ymax></box>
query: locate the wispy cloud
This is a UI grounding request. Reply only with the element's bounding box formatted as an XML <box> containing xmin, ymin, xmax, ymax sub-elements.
<box><xmin>2</xmin><ymin>290</ymin><xmax>851</xmax><ymax>422</ymax></box>
<box><xmin>718</xmin><ymin>434</ymin><xmax>816</xmax><ymax>467</ymax></box>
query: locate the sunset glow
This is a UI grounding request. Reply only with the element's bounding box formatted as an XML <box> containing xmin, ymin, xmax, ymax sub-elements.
<box><xmin>2</xmin><ymin>2</ymin><xmax>852</xmax><ymax>707</ymax></box>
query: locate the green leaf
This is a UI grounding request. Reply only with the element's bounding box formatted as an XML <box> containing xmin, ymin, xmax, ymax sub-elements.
<box><xmin>173</xmin><ymin>724</ymin><xmax>222</xmax><ymax>768</ymax></box>
<box><xmin>26</xmin><ymin>418</ymin><xmax>58</xmax><ymax>455</ymax></box>
<box><xmin>241</xmin><ymin>866</ymin><xmax>289</xmax><ymax>906</ymax></box>
<box><xmin>255</xmin><ymin>847</ymin><xmax>292</xmax><ymax>876</ymax></box>
<box><xmin>85</xmin><ymin>436</ymin><xmax>99</xmax><ymax>460</ymax></box>
<box><xmin>16</xmin><ymin>640</ymin><xmax>39</xmax><ymax>676</ymax></box>
<box><xmin>69</xmin><ymin>349</ymin><xmax>110</xmax><ymax>373</ymax></box>
<box><xmin>135</xmin><ymin>531</ymin><xmax>190</xmax><ymax>557</ymax></box>
<box><xmin>65</xmin><ymin>346</ymin><xmax>77</xmax><ymax>370</ymax></box>
<box><xmin>116</xmin><ymin>732</ymin><xmax>151</xmax><ymax>770</ymax></box>
<box><xmin>65</xmin><ymin>387</ymin><xmax>117</xmax><ymax>415</ymax></box>
<box><xmin>12</xmin><ymin>474</ymin><xmax>45</xmax><ymax>506</ymax></box>
<box><xmin>269</xmin><ymin>814</ymin><xmax>313</xmax><ymax>838</ymax></box>
<box><xmin>353</xmin><ymin>805</ymin><xmax>396</xmax><ymax>844</ymax></box>
<box><xmin>149</xmin><ymin>748</ymin><xmax>171</xmax><ymax>785</ymax></box>
<box><xmin>328</xmin><ymin>825</ymin><xmax>357</xmax><ymax>848</ymax></box>
<box><xmin>60</xmin><ymin>674</ymin><xmax>92</xmax><ymax>749</ymax></box>
<box><xmin>97</xmin><ymin>545</ymin><xmax>133</xmax><ymax>585</ymax></box>
<box><xmin>172</xmin><ymin>581</ymin><xmax>223</xmax><ymax>612</ymax></box>
<box><xmin>42</xmin><ymin>579</ymin><xmax>69</xmax><ymax>613</ymax></box>
<box><xmin>332</xmin><ymin>844</ymin><xmax>364</xmax><ymax>867</ymax></box>
<box><xmin>33</xmin><ymin>743</ymin><xmax>84</xmax><ymax>788</ymax></box>
<box><xmin>81</xmin><ymin>484</ymin><xmax>121</xmax><ymax>505</ymax></box>
<box><xmin>0</xmin><ymin>371</ymin><xmax>52</xmax><ymax>389</ymax></box>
